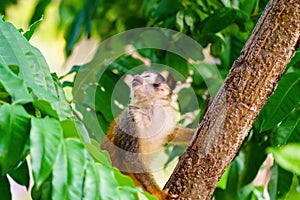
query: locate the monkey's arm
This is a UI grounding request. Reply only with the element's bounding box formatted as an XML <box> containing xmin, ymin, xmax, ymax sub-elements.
<box><xmin>168</xmin><ymin>126</ymin><xmax>195</xmax><ymax>144</ymax></box>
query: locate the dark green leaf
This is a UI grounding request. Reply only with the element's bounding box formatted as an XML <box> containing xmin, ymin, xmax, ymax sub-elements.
<box><xmin>64</xmin><ymin>0</ymin><xmax>99</xmax><ymax>56</ymax></box>
<box><xmin>268</xmin><ymin>163</ymin><xmax>293</xmax><ymax>200</ymax></box>
<box><xmin>274</xmin><ymin>110</ymin><xmax>300</xmax><ymax>146</ymax></box>
<box><xmin>152</xmin><ymin>0</ymin><xmax>180</xmax><ymax>22</ymax></box>
<box><xmin>287</xmin><ymin>51</ymin><xmax>300</xmax><ymax>69</ymax></box>
<box><xmin>24</xmin><ymin>16</ymin><xmax>43</xmax><ymax>41</ymax></box>
<box><xmin>0</xmin><ymin>104</ymin><xmax>30</xmax><ymax>175</ymax></box>
<box><xmin>226</xmin><ymin>159</ymin><xmax>241</xmax><ymax>199</ymax></box>
<box><xmin>29</xmin><ymin>0</ymin><xmax>50</xmax><ymax>25</ymax></box>
<box><xmin>8</xmin><ymin>160</ymin><xmax>30</xmax><ymax>189</ymax></box>
<box><xmin>0</xmin><ymin>175</ymin><xmax>11</xmax><ymax>200</ymax></box>
<box><xmin>165</xmin><ymin>52</ymin><xmax>188</xmax><ymax>77</ymax></box>
<box><xmin>200</xmin><ymin>8</ymin><xmax>248</xmax><ymax>34</ymax></box>
<box><xmin>30</xmin><ymin>117</ymin><xmax>63</xmax><ymax>188</ymax></box>
<box><xmin>260</xmin><ymin>72</ymin><xmax>300</xmax><ymax>132</ymax></box>
<box><xmin>31</xmin><ymin>174</ymin><xmax>52</xmax><ymax>200</ymax></box>
<box><xmin>240</xmin><ymin>0</ymin><xmax>258</xmax><ymax>15</ymax></box>
<box><xmin>239</xmin><ymin>137</ymin><xmax>268</xmax><ymax>186</ymax></box>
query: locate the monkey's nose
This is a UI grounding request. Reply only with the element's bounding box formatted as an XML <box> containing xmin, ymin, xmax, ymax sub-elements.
<box><xmin>132</xmin><ymin>75</ymin><xmax>143</xmax><ymax>87</ymax></box>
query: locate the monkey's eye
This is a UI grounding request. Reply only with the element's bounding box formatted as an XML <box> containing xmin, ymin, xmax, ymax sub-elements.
<box><xmin>153</xmin><ymin>83</ymin><xmax>160</xmax><ymax>87</ymax></box>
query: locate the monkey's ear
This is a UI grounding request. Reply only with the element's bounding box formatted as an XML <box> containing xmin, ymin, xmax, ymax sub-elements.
<box><xmin>166</xmin><ymin>73</ymin><xmax>176</xmax><ymax>90</ymax></box>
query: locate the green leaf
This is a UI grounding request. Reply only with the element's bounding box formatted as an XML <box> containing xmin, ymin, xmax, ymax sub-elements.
<box><xmin>113</xmin><ymin>168</ymin><xmax>135</xmax><ymax>188</ymax></box>
<box><xmin>29</xmin><ymin>0</ymin><xmax>50</xmax><ymax>25</ymax></box>
<box><xmin>285</xmin><ymin>175</ymin><xmax>300</xmax><ymax>200</ymax></box>
<box><xmin>274</xmin><ymin>110</ymin><xmax>300</xmax><ymax>146</ymax></box>
<box><xmin>217</xmin><ymin>165</ymin><xmax>230</xmax><ymax>190</ymax></box>
<box><xmin>225</xmin><ymin>159</ymin><xmax>240</xmax><ymax>199</ymax></box>
<box><xmin>0</xmin><ymin>63</ymin><xmax>32</xmax><ymax>103</ymax></box>
<box><xmin>23</xmin><ymin>16</ymin><xmax>43</xmax><ymax>41</ymax></box>
<box><xmin>260</xmin><ymin>72</ymin><xmax>300</xmax><ymax>132</ymax></box>
<box><xmin>201</xmin><ymin>8</ymin><xmax>249</xmax><ymax>34</ymax></box>
<box><xmin>32</xmin><ymin>100</ymin><xmax>59</xmax><ymax>119</ymax></box>
<box><xmin>8</xmin><ymin>160</ymin><xmax>30</xmax><ymax>189</ymax></box>
<box><xmin>82</xmin><ymin>162</ymin><xmax>100</xmax><ymax>200</ymax></box>
<box><xmin>176</xmin><ymin>10</ymin><xmax>185</xmax><ymax>32</ymax></box>
<box><xmin>240</xmin><ymin>0</ymin><xmax>258</xmax><ymax>15</ymax></box>
<box><xmin>191</xmin><ymin>62</ymin><xmax>223</xmax><ymax>96</ymax></box>
<box><xmin>60</xmin><ymin>119</ymin><xmax>81</xmax><ymax>139</ymax></box>
<box><xmin>184</xmin><ymin>9</ymin><xmax>197</xmax><ymax>31</ymax></box>
<box><xmin>30</xmin><ymin>117</ymin><xmax>63</xmax><ymax>188</ymax></box>
<box><xmin>0</xmin><ymin>175</ymin><xmax>11</xmax><ymax>200</ymax></box>
<box><xmin>113</xmin><ymin>169</ymin><xmax>156</xmax><ymax>199</ymax></box>
<box><xmin>52</xmin><ymin>139</ymin><xmax>89</xmax><ymax>200</ymax></box>
<box><xmin>84</xmin><ymin>139</ymin><xmax>112</xmax><ymax>166</ymax></box>
<box><xmin>97</xmin><ymin>164</ymin><xmax>120</xmax><ymax>200</ymax></box>
<box><xmin>268</xmin><ymin>163</ymin><xmax>293</xmax><ymax>200</ymax></box>
<box><xmin>0</xmin><ymin>18</ymin><xmax>72</xmax><ymax>120</ymax></box>
<box><xmin>31</xmin><ymin>174</ymin><xmax>52</xmax><ymax>200</ymax></box>
<box><xmin>239</xmin><ymin>137</ymin><xmax>268</xmax><ymax>186</ymax></box>
<box><xmin>152</xmin><ymin>0</ymin><xmax>180</xmax><ymax>22</ymax></box>
<box><xmin>0</xmin><ymin>104</ymin><xmax>30</xmax><ymax>175</ymax></box>
<box><xmin>267</xmin><ymin>144</ymin><xmax>300</xmax><ymax>175</ymax></box>
<box><xmin>287</xmin><ymin>51</ymin><xmax>300</xmax><ymax>69</ymax></box>
<box><xmin>52</xmin><ymin>142</ymin><xmax>67</xmax><ymax>200</ymax></box>
<box><xmin>165</xmin><ymin>52</ymin><xmax>188</xmax><ymax>77</ymax></box>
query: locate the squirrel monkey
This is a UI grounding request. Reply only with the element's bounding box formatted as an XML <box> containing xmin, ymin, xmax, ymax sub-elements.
<box><xmin>101</xmin><ymin>71</ymin><xmax>194</xmax><ymax>199</ymax></box>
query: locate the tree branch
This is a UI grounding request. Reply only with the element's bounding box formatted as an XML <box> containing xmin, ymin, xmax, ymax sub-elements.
<box><xmin>164</xmin><ymin>0</ymin><xmax>300</xmax><ymax>199</ymax></box>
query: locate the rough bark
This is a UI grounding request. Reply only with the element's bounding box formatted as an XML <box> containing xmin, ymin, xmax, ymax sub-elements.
<box><xmin>164</xmin><ymin>0</ymin><xmax>300</xmax><ymax>199</ymax></box>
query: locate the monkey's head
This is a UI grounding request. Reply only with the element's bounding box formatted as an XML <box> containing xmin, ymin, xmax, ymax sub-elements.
<box><xmin>130</xmin><ymin>71</ymin><xmax>171</xmax><ymax>103</ymax></box>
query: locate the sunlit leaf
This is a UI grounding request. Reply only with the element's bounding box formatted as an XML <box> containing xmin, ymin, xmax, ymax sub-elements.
<box><xmin>176</xmin><ymin>10</ymin><xmax>185</xmax><ymax>32</ymax></box>
<box><xmin>82</xmin><ymin>162</ymin><xmax>100</xmax><ymax>200</ymax></box>
<box><xmin>84</xmin><ymin>139</ymin><xmax>112</xmax><ymax>166</ymax></box>
<box><xmin>0</xmin><ymin>18</ymin><xmax>72</xmax><ymax>120</ymax></box>
<box><xmin>30</xmin><ymin>117</ymin><xmax>63</xmax><ymax>188</ymax></box>
<box><xmin>268</xmin><ymin>144</ymin><xmax>300</xmax><ymax>175</ymax></box>
<box><xmin>52</xmin><ymin>139</ymin><xmax>89</xmax><ymax>200</ymax></box>
<box><xmin>0</xmin><ymin>63</ymin><xmax>32</xmax><ymax>103</ymax></box>
<box><xmin>97</xmin><ymin>164</ymin><xmax>120</xmax><ymax>199</ymax></box>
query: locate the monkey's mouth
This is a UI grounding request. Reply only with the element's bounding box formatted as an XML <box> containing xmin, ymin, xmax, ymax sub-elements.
<box><xmin>132</xmin><ymin>75</ymin><xmax>143</xmax><ymax>87</ymax></box>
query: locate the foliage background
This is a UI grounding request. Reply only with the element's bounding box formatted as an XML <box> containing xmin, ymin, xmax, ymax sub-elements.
<box><xmin>1</xmin><ymin>0</ymin><xmax>300</xmax><ymax>199</ymax></box>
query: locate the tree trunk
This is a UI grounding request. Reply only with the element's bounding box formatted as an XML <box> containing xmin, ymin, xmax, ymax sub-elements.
<box><xmin>164</xmin><ymin>0</ymin><xmax>300</xmax><ymax>199</ymax></box>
